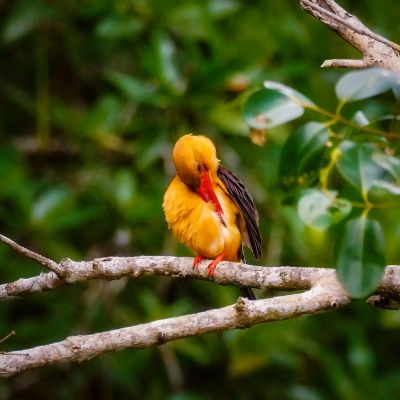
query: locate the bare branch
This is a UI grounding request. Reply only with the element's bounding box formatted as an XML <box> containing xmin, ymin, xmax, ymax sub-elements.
<box><xmin>1</xmin><ymin>234</ymin><xmax>400</xmax><ymax>377</ymax></box>
<box><xmin>0</xmin><ymin>234</ymin><xmax>63</xmax><ymax>277</ymax></box>
<box><xmin>0</xmin><ymin>256</ymin><xmax>331</xmax><ymax>299</ymax></box>
<box><xmin>366</xmin><ymin>294</ymin><xmax>400</xmax><ymax>310</ymax></box>
<box><xmin>321</xmin><ymin>59</ymin><xmax>369</xmax><ymax>69</ymax></box>
<box><xmin>2</xmin><ymin>255</ymin><xmax>400</xmax><ymax>301</ymax></box>
<box><xmin>0</xmin><ymin>331</ymin><xmax>15</xmax><ymax>345</ymax></box>
<box><xmin>0</xmin><ymin>277</ymin><xmax>349</xmax><ymax>377</ymax></box>
<box><xmin>300</xmin><ymin>0</ymin><xmax>400</xmax><ymax>72</ymax></box>
<box><xmin>300</xmin><ymin>0</ymin><xmax>400</xmax><ymax>53</ymax></box>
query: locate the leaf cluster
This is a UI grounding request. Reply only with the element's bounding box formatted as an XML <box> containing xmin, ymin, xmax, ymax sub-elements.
<box><xmin>244</xmin><ymin>68</ymin><xmax>400</xmax><ymax>297</ymax></box>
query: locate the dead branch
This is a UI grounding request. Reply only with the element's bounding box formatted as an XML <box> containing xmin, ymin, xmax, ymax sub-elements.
<box><xmin>299</xmin><ymin>0</ymin><xmax>400</xmax><ymax>72</ymax></box>
<box><xmin>0</xmin><ymin>255</ymin><xmax>329</xmax><ymax>299</ymax></box>
<box><xmin>1</xmin><ymin>233</ymin><xmax>400</xmax><ymax>376</ymax></box>
<box><xmin>0</xmin><ymin>277</ymin><xmax>349</xmax><ymax>377</ymax></box>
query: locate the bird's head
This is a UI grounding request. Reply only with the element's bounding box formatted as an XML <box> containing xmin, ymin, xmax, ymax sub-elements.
<box><xmin>173</xmin><ymin>134</ymin><xmax>219</xmax><ymax>188</ymax></box>
<box><xmin>172</xmin><ymin>134</ymin><xmax>224</xmax><ymax>215</ymax></box>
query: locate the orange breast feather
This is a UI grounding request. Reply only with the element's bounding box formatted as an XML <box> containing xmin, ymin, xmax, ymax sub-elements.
<box><xmin>163</xmin><ymin>175</ymin><xmax>242</xmax><ymax>261</ymax></box>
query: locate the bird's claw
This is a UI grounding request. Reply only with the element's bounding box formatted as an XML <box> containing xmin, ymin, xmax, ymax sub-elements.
<box><xmin>193</xmin><ymin>252</ymin><xmax>226</xmax><ymax>276</ymax></box>
<box><xmin>206</xmin><ymin>261</ymin><xmax>217</xmax><ymax>277</ymax></box>
<box><xmin>206</xmin><ymin>251</ymin><xmax>226</xmax><ymax>277</ymax></box>
<box><xmin>193</xmin><ymin>255</ymin><xmax>205</xmax><ymax>270</ymax></box>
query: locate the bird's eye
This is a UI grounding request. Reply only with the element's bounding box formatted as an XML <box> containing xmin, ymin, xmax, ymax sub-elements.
<box><xmin>196</xmin><ymin>163</ymin><xmax>201</xmax><ymax>173</ymax></box>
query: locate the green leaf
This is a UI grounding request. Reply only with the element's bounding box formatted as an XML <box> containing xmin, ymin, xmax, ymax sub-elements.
<box><xmin>372</xmin><ymin>153</ymin><xmax>400</xmax><ymax>184</ymax></box>
<box><xmin>167</xmin><ymin>3</ymin><xmax>210</xmax><ymax>39</ymax></box>
<box><xmin>337</xmin><ymin>216</ymin><xmax>386</xmax><ymax>298</ymax></box>
<box><xmin>373</xmin><ymin>181</ymin><xmax>400</xmax><ymax>194</ymax></box>
<box><xmin>84</xmin><ymin>95</ymin><xmax>123</xmax><ymax>134</ymax></box>
<box><xmin>208</xmin><ymin>0</ymin><xmax>240</xmax><ymax>19</ymax></box>
<box><xmin>112</xmin><ymin>169</ymin><xmax>137</xmax><ymax>212</ymax></box>
<box><xmin>154</xmin><ymin>32</ymin><xmax>185</xmax><ymax>94</ymax></box>
<box><xmin>336</xmin><ymin>141</ymin><xmax>385</xmax><ymax>198</ymax></box>
<box><xmin>243</xmin><ymin>88</ymin><xmax>304</xmax><ymax>130</ymax></box>
<box><xmin>297</xmin><ymin>189</ymin><xmax>351</xmax><ymax>230</ymax></box>
<box><xmin>31</xmin><ymin>187</ymin><xmax>71</xmax><ymax>224</ymax></box>
<box><xmin>336</xmin><ymin>68</ymin><xmax>400</xmax><ymax>102</ymax></box>
<box><xmin>209</xmin><ymin>103</ymin><xmax>248</xmax><ymax>136</ymax></box>
<box><xmin>279</xmin><ymin>122</ymin><xmax>329</xmax><ymax>185</ymax></box>
<box><xmin>368</xmin><ymin>180</ymin><xmax>400</xmax><ymax>205</ymax></box>
<box><xmin>106</xmin><ymin>70</ymin><xmax>157</xmax><ymax>103</ymax></box>
<box><xmin>352</xmin><ymin>111</ymin><xmax>369</xmax><ymax>127</ymax></box>
<box><xmin>393</xmin><ymin>83</ymin><xmax>400</xmax><ymax>101</ymax></box>
<box><xmin>263</xmin><ymin>81</ymin><xmax>315</xmax><ymax>108</ymax></box>
<box><xmin>95</xmin><ymin>16</ymin><xmax>144</xmax><ymax>39</ymax></box>
<box><xmin>2</xmin><ymin>0</ymin><xmax>53</xmax><ymax>43</ymax></box>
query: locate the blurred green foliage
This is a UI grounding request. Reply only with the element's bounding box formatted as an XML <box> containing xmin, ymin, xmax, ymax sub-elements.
<box><xmin>244</xmin><ymin>69</ymin><xmax>400</xmax><ymax>297</ymax></box>
<box><xmin>1</xmin><ymin>0</ymin><xmax>400</xmax><ymax>399</ymax></box>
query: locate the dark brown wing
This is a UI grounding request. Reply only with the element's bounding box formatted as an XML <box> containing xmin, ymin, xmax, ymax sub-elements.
<box><xmin>217</xmin><ymin>165</ymin><xmax>262</xmax><ymax>259</ymax></box>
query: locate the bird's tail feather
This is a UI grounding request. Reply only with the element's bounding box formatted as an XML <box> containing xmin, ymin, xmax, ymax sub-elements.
<box><xmin>240</xmin><ymin>286</ymin><xmax>256</xmax><ymax>300</ymax></box>
<box><xmin>239</xmin><ymin>250</ymin><xmax>256</xmax><ymax>300</ymax></box>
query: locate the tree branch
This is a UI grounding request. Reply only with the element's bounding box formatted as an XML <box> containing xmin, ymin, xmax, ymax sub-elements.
<box><xmin>0</xmin><ymin>234</ymin><xmax>63</xmax><ymax>277</ymax></box>
<box><xmin>299</xmin><ymin>0</ymin><xmax>400</xmax><ymax>72</ymax></box>
<box><xmin>0</xmin><ymin>277</ymin><xmax>349</xmax><ymax>377</ymax></box>
<box><xmin>0</xmin><ymin>255</ymin><xmax>329</xmax><ymax>299</ymax></box>
<box><xmin>1</xmin><ymin>233</ymin><xmax>400</xmax><ymax>376</ymax></box>
<box><xmin>321</xmin><ymin>58</ymin><xmax>369</xmax><ymax>69</ymax></box>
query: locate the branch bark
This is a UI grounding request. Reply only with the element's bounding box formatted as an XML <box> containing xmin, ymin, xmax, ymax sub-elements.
<box><xmin>299</xmin><ymin>0</ymin><xmax>400</xmax><ymax>72</ymax></box>
<box><xmin>1</xmin><ymin>235</ymin><xmax>400</xmax><ymax>377</ymax></box>
<box><xmin>0</xmin><ymin>234</ymin><xmax>350</xmax><ymax>378</ymax></box>
<box><xmin>0</xmin><ymin>256</ymin><xmax>329</xmax><ymax>299</ymax></box>
<box><xmin>0</xmin><ymin>277</ymin><xmax>349</xmax><ymax>377</ymax></box>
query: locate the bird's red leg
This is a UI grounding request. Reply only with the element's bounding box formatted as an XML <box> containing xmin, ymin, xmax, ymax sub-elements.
<box><xmin>207</xmin><ymin>251</ymin><xmax>226</xmax><ymax>277</ymax></box>
<box><xmin>193</xmin><ymin>255</ymin><xmax>205</xmax><ymax>270</ymax></box>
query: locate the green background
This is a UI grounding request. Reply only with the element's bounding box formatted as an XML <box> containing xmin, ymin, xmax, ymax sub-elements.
<box><xmin>0</xmin><ymin>0</ymin><xmax>400</xmax><ymax>398</ymax></box>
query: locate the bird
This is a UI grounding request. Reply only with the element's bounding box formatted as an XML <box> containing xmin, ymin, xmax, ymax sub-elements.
<box><xmin>163</xmin><ymin>134</ymin><xmax>262</xmax><ymax>300</ymax></box>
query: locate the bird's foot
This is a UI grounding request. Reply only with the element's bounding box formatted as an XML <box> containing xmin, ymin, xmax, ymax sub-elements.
<box><xmin>193</xmin><ymin>255</ymin><xmax>205</xmax><ymax>270</ymax></box>
<box><xmin>207</xmin><ymin>251</ymin><xmax>226</xmax><ymax>277</ymax></box>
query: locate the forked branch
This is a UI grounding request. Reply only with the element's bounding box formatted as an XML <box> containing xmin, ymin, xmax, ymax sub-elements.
<box><xmin>1</xmin><ymin>234</ymin><xmax>400</xmax><ymax>377</ymax></box>
<box><xmin>300</xmin><ymin>0</ymin><xmax>400</xmax><ymax>72</ymax></box>
<box><xmin>0</xmin><ymin>280</ymin><xmax>349</xmax><ymax>377</ymax></box>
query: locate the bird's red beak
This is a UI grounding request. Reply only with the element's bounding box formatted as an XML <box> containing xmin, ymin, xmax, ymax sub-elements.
<box><xmin>196</xmin><ymin>168</ymin><xmax>224</xmax><ymax>218</ymax></box>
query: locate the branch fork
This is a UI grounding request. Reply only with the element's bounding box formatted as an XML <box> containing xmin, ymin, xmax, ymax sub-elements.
<box><xmin>300</xmin><ymin>0</ymin><xmax>400</xmax><ymax>72</ymax></box>
<box><xmin>1</xmin><ymin>234</ymin><xmax>400</xmax><ymax>377</ymax></box>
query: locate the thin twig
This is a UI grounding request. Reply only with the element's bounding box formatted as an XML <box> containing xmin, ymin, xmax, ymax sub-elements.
<box><xmin>321</xmin><ymin>59</ymin><xmax>368</xmax><ymax>69</ymax></box>
<box><xmin>0</xmin><ymin>330</ymin><xmax>15</xmax><ymax>344</ymax></box>
<box><xmin>0</xmin><ymin>234</ymin><xmax>63</xmax><ymax>277</ymax></box>
<box><xmin>0</xmin><ymin>331</ymin><xmax>26</xmax><ymax>357</ymax></box>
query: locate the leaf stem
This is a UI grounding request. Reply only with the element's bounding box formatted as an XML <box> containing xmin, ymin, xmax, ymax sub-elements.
<box><xmin>308</xmin><ymin>104</ymin><xmax>400</xmax><ymax>138</ymax></box>
<box><xmin>320</xmin><ymin>147</ymin><xmax>340</xmax><ymax>191</ymax></box>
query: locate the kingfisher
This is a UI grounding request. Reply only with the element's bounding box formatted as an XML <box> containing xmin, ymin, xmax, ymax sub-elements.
<box><xmin>163</xmin><ymin>134</ymin><xmax>262</xmax><ymax>299</ymax></box>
